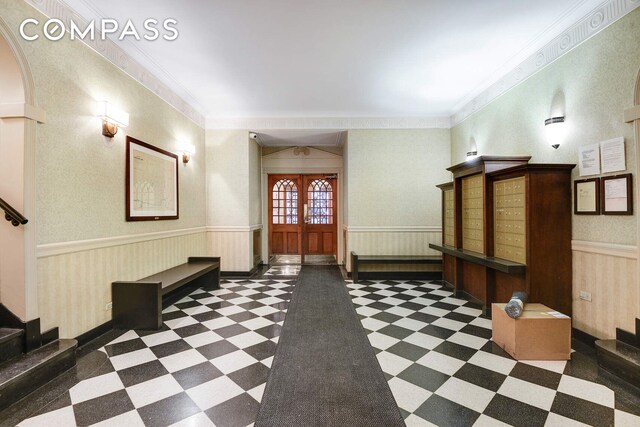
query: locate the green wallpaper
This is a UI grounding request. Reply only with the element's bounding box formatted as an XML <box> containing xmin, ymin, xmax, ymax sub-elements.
<box><xmin>451</xmin><ymin>8</ymin><xmax>640</xmax><ymax>244</ymax></box>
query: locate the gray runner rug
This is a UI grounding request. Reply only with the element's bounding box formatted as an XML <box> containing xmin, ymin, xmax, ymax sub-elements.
<box><xmin>255</xmin><ymin>265</ymin><xmax>405</xmax><ymax>427</ymax></box>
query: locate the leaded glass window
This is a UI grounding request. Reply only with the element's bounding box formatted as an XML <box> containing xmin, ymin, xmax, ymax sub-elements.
<box><xmin>307</xmin><ymin>179</ymin><xmax>333</xmax><ymax>224</ymax></box>
<box><xmin>272</xmin><ymin>179</ymin><xmax>298</xmax><ymax>224</ymax></box>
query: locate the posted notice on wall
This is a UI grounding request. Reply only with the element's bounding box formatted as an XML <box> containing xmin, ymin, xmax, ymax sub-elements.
<box><xmin>600</xmin><ymin>137</ymin><xmax>626</xmax><ymax>174</ymax></box>
<box><xmin>578</xmin><ymin>143</ymin><xmax>600</xmax><ymax>176</ymax></box>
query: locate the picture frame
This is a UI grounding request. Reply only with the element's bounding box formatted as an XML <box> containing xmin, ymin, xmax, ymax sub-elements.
<box><xmin>126</xmin><ymin>136</ymin><xmax>179</xmax><ymax>221</ymax></box>
<box><xmin>601</xmin><ymin>173</ymin><xmax>633</xmax><ymax>215</ymax></box>
<box><xmin>574</xmin><ymin>178</ymin><xmax>600</xmax><ymax>215</ymax></box>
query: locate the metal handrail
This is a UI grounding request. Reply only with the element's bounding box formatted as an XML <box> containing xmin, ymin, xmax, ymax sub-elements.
<box><xmin>0</xmin><ymin>198</ymin><xmax>28</xmax><ymax>227</ymax></box>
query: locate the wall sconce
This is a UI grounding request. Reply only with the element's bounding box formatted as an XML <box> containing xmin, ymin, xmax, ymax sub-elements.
<box><xmin>97</xmin><ymin>101</ymin><xmax>129</xmax><ymax>138</ymax></box>
<box><xmin>466</xmin><ymin>136</ymin><xmax>478</xmax><ymax>159</ymax></box>
<box><xmin>545</xmin><ymin>116</ymin><xmax>565</xmax><ymax>149</ymax></box>
<box><xmin>179</xmin><ymin>143</ymin><xmax>195</xmax><ymax>163</ymax></box>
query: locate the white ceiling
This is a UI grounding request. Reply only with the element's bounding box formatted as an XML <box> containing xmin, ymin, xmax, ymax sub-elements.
<box><xmin>65</xmin><ymin>0</ymin><xmax>605</xmax><ymax>120</ymax></box>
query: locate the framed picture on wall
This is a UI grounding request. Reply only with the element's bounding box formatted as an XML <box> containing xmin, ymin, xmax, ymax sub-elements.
<box><xmin>601</xmin><ymin>173</ymin><xmax>633</xmax><ymax>215</ymax></box>
<box><xmin>126</xmin><ymin>136</ymin><xmax>179</xmax><ymax>221</ymax></box>
<box><xmin>574</xmin><ymin>178</ymin><xmax>600</xmax><ymax>215</ymax></box>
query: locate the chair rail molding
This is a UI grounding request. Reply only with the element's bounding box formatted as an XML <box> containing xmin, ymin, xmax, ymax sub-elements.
<box><xmin>571</xmin><ymin>240</ymin><xmax>638</xmax><ymax>259</ymax></box>
<box><xmin>347</xmin><ymin>226</ymin><xmax>442</xmax><ymax>233</ymax></box>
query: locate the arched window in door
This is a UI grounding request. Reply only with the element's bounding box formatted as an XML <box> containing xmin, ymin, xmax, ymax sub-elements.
<box><xmin>272</xmin><ymin>179</ymin><xmax>298</xmax><ymax>224</ymax></box>
<box><xmin>307</xmin><ymin>179</ymin><xmax>333</xmax><ymax>224</ymax></box>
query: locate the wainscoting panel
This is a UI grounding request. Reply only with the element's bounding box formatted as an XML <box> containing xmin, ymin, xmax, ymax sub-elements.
<box><xmin>206</xmin><ymin>230</ymin><xmax>252</xmax><ymax>272</ymax></box>
<box><xmin>346</xmin><ymin>227</ymin><xmax>442</xmax><ymax>271</ymax></box>
<box><xmin>38</xmin><ymin>232</ymin><xmax>207</xmax><ymax>338</ymax></box>
<box><xmin>572</xmin><ymin>241</ymin><xmax>639</xmax><ymax>339</ymax></box>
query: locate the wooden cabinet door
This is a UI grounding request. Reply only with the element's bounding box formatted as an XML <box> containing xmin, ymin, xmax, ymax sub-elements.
<box><xmin>268</xmin><ymin>175</ymin><xmax>301</xmax><ymax>255</ymax></box>
<box><xmin>302</xmin><ymin>175</ymin><xmax>337</xmax><ymax>258</ymax></box>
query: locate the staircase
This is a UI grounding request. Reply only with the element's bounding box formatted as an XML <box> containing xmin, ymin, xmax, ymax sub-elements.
<box><xmin>595</xmin><ymin>318</ymin><xmax>640</xmax><ymax>389</ymax></box>
<box><xmin>0</xmin><ymin>326</ymin><xmax>77</xmax><ymax>410</ymax></box>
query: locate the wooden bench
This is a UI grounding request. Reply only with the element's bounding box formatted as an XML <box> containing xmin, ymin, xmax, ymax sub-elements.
<box><xmin>350</xmin><ymin>252</ymin><xmax>442</xmax><ymax>283</ymax></box>
<box><xmin>112</xmin><ymin>257</ymin><xmax>220</xmax><ymax>330</ymax></box>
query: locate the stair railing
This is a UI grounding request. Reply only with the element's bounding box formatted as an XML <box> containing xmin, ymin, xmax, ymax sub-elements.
<box><xmin>0</xmin><ymin>198</ymin><xmax>28</xmax><ymax>227</ymax></box>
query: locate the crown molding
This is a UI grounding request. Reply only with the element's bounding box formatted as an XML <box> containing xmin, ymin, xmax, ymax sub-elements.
<box><xmin>206</xmin><ymin>116</ymin><xmax>451</xmax><ymax>130</ymax></box>
<box><xmin>450</xmin><ymin>0</ymin><xmax>640</xmax><ymax>127</ymax></box>
<box><xmin>23</xmin><ymin>0</ymin><xmax>205</xmax><ymax>127</ymax></box>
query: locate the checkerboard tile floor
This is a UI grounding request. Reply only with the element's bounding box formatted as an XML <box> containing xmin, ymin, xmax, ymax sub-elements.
<box><xmin>263</xmin><ymin>265</ymin><xmax>301</xmax><ymax>276</ymax></box>
<box><xmin>348</xmin><ymin>279</ymin><xmax>640</xmax><ymax>427</ymax></box>
<box><xmin>18</xmin><ymin>278</ymin><xmax>294</xmax><ymax>427</ymax></box>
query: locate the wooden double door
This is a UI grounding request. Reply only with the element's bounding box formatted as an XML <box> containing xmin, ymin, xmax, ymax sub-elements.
<box><xmin>268</xmin><ymin>174</ymin><xmax>337</xmax><ymax>261</ymax></box>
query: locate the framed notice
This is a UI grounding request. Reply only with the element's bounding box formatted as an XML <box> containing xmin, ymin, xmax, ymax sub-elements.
<box><xmin>601</xmin><ymin>174</ymin><xmax>632</xmax><ymax>215</ymax></box>
<box><xmin>574</xmin><ymin>178</ymin><xmax>600</xmax><ymax>215</ymax></box>
<box><xmin>126</xmin><ymin>136</ymin><xmax>179</xmax><ymax>221</ymax></box>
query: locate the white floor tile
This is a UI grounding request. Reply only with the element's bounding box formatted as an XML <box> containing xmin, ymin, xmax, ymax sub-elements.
<box><xmin>211</xmin><ymin>350</ymin><xmax>259</xmax><ymax>374</ymax></box>
<box><xmin>404</xmin><ymin>414</ymin><xmax>438</xmax><ymax>427</ymax></box>
<box><xmin>557</xmin><ymin>375</ymin><xmax>614</xmax><ymax>407</ymax></box>
<box><xmin>470</xmin><ymin>317</ymin><xmax>492</xmax><ymax>329</ymax></box>
<box><xmin>447</xmin><ymin>331</ymin><xmax>487</xmax><ymax>349</ymax></box>
<box><xmin>226</xmin><ymin>331</ymin><xmax>268</xmax><ymax>349</ymax></box>
<box><xmin>247</xmin><ymin>383</ymin><xmax>266</xmax><ymax>402</ymax></box>
<box><xmin>109</xmin><ymin>348</ymin><xmax>157</xmax><ymax>371</ymax></box>
<box><xmin>181</xmin><ymin>305</ymin><xmax>212</xmax><ymax>316</ymax></box>
<box><xmin>140</xmin><ymin>330</ymin><xmax>182</xmax><ymax>347</ymax></box>
<box><xmin>237</xmin><ymin>289</ymin><xmax>260</xmax><ymax>296</ymax></box>
<box><xmin>431</xmin><ymin>317</ymin><xmax>467</xmax><ymax>331</ymax></box>
<box><xmin>521</xmin><ymin>359</ymin><xmax>567</xmax><ymax>374</ymax></box>
<box><xmin>497</xmin><ymin>376</ymin><xmax>556</xmax><ymax>411</ymax></box>
<box><xmin>431</xmin><ymin>290</ymin><xmax>453</xmax><ymax>297</ymax></box>
<box><xmin>240</xmin><ymin>317</ymin><xmax>275</xmax><ymax>331</ymax></box>
<box><xmin>17</xmin><ymin>406</ymin><xmax>76</xmax><ymax>427</ymax></box>
<box><xmin>69</xmin><ymin>372</ymin><xmax>124</xmax><ymax>404</ymax></box>
<box><xmin>361</xmin><ymin>317</ymin><xmax>389</xmax><ymax>332</ymax></box>
<box><xmin>473</xmin><ymin>414</ymin><xmax>512</xmax><ymax>427</ymax></box>
<box><xmin>436</xmin><ymin>377</ymin><xmax>495</xmax><ymax>413</ymax></box>
<box><xmin>614</xmin><ymin>409</ymin><xmax>640</xmax><ymax>427</ymax></box>
<box><xmin>380</xmin><ymin>297</ymin><xmax>409</xmax><ymax>306</ymax></box>
<box><xmin>467</xmin><ymin>350</ymin><xmax>516</xmax><ymax>375</ymax></box>
<box><xmin>91</xmin><ymin>410</ymin><xmax>146</xmax><ymax>427</ymax></box>
<box><xmin>261</xmin><ymin>356</ymin><xmax>274</xmax><ymax>368</ymax></box>
<box><xmin>453</xmin><ymin>306</ymin><xmax>483</xmax><ymax>317</ymax></box>
<box><xmin>388</xmin><ymin>376</ymin><xmax>432</xmax><ymax>412</ymax></box>
<box><xmin>201</xmin><ymin>317</ymin><xmax>236</xmax><ymax>331</ymax></box>
<box><xmin>419</xmin><ymin>306</ymin><xmax>450</xmax><ymax>317</ymax></box>
<box><xmin>403</xmin><ymin>332</ymin><xmax>444</xmax><ymax>350</ymax></box>
<box><xmin>168</xmin><ymin>412</ymin><xmax>215</xmax><ymax>427</ymax></box>
<box><xmin>393</xmin><ymin>317</ymin><xmax>429</xmax><ymax>331</ymax></box>
<box><xmin>215</xmin><ymin>305</ymin><xmax>245</xmax><ymax>316</ymax></box>
<box><xmin>164</xmin><ymin>316</ymin><xmax>198</xmax><ymax>330</ymax></box>
<box><xmin>410</xmin><ymin>297</ymin><xmax>437</xmax><ymax>307</ymax></box>
<box><xmin>196</xmin><ymin>296</ymin><xmax>225</xmax><ymax>305</ymax></box>
<box><xmin>258</xmin><ymin>296</ymin><xmax>285</xmax><ymax>305</ymax></box>
<box><xmin>183</xmin><ymin>331</ymin><xmax>223</xmax><ymax>348</ymax></box>
<box><xmin>250</xmin><ymin>306</ymin><xmax>280</xmax><ymax>316</ymax></box>
<box><xmin>351</xmin><ymin>297</ymin><xmax>374</xmax><ymax>306</ymax></box>
<box><xmin>126</xmin><ymin>374</ymin><xmax>183</xmax><ymax>408</ymax></box>
<box><xmin>377</xmin><ymin>351</ymin><xmax>413</xmax><ymax>376</ymax></box>
<box><xmin>159</xmin><ymin>349</ymin><xmax>208</xmax><ymax>373</ymax></box>
<box><xmin>416</xmin><ymin>351</ymin><xmax>465</xmax><ymax>375</ymax></box>
<box><xmin>185</xmin><ymin>376</ymin><xmax>244</xmax><ymax>410</ymax></box>
<box><xmin>544</xmin><ymin>412</ymin><xmax>591</xmax><ymax>427</ymax></box>
<box><xmin>385</xmin><ymin>306</ymin><xmax>415</xmax><ymax>317</ymax></box>
<box><xmin>440</xmin><ymin>297</ymin><xmax>467</xmax><ymax>306</ymax></box>
<box><xmin>367</xmin><ymin>331</ymin><xmax>400</xmax><ymax>350</ymax></box>
<box><xmin>227</xmin><ymin>296</ymin><xmax>254</xmax><ymax>305</ymax></box>
<box><xmin>106</xmin><ymin>330</ymin><xmax>139</xmax><ymax>346</ymax></box>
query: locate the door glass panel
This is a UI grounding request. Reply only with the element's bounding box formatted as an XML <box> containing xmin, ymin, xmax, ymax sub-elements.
<box><xmin>272</xmin><ymin>179</ymin><xmax>298</xmax><ymax>224</ymax></box>
<box><xmin>307</xmin><ymin>179</ymin><xmax>333</xmax><ymax>224</ymax></box>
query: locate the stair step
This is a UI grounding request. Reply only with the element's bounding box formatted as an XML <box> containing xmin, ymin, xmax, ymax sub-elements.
<box><xmin>0</xmin><ymin>339</ymin><xmax>77</xmax><ymax>411</ymax></box>
<box><xmin>616</xmin><ymin>327</ymin><xmax>639</xmax><ymax>349</ymax></box>
<box><xmin>595</xmin><ymin>339</ymin><xmax>640</xmax><ymax>389</ymax></box>
<box><xmin>0</xmin><ymin>328</ymin><xmax>24</xmax><ymax>364</ymax></box>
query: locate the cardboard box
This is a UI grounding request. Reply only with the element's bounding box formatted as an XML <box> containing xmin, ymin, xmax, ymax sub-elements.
<box><xmin>492</xmin><ymin>303</ymin><xmax>571</xmax><ymax>360</ymax></box>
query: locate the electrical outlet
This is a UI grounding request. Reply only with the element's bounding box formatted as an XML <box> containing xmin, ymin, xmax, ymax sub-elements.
<box><xmin>106</xmin><ymin>302</ymin><xmax>113</xmax><ymax>311</ymax></box>
<box><xmin>579</xmin><ymin>291</ymin><xmax>592</xmax><ymax>302</ymax></box>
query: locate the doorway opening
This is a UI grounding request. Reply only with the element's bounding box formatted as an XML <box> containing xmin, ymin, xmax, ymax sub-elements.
<box><xmin>268</xmin><ymin>174</ymin><xmax>338</xmax><ymax>266</ymax></box>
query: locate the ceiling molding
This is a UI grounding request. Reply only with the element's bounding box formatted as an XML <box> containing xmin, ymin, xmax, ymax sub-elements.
<box><xmin>206</xmin><ymin>116</ymin><xmax>451</xmax><ymax>130</ymax></box>
<box><xmin>23</xmin><ymin>0</ymin><xmax>205</xmax><ymax>127</ymax></box>
<box><xmin>450</xmin><ymin>0</ymin><xmax>640</xmax><ymax>127</ymax></box>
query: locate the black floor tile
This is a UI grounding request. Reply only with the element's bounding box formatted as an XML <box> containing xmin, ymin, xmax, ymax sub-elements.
<box><xmin>444</xmin><ymin>311</ymin><xmax>476</xmax><ymax>323</ymax></box>
<box><xmin>192</xmin><ymin>309</ymin><xmax>224</xmax><ymax>322</ymax></box>
<box><xmin>172</xmin><ymin>361</ymin><xmax>224</xmax><ymax>390</ymax></box>
<box><xmin>414</xmin><ymin>394</ymin><xmax>480</xmax><ymax>427</ymax></box>
<box><xmin>368</xmin><ymin>302</ymin><xmax>393</xmax><ymax>311</ymax></box>
<box><xmin>175</xmin><ymin>300</ymin><xmax>202</xmax><ymax>310</ymax></box>
<box><xmin>459</xmin><ymin>324</ymin><xmax>492</xmax><ymax>339</ymax></box>
<box><xmin>243</xmin><ymin>340</ymin><xmax>277</xmax><ymax>361</ymax></box>
<box><xmin>227</xmin><ymin>362</ymin><xmax>270</xmax><ymax>390</ymax></box>
<box><xmin>254</xmin><ymin>324</ymin><xmax>282</xmax><ymax>339</ymax></box>
<box><xmin>371</xmin><ymin>312</ymin><xmax>403</xmax><ymax>324</ymax></box>
<box><xmin>432</xmin><ymin>341</ymin><xmax>476</xmax><ymax>361</ymax></box>
<box><xmin>386</xmin><ymin>341</ymin><xmax>430</xmax><ymax>362</ymax></box>
<box><xmin>173</xmin><ymin>323</ymin><xmax>210</xmax><ymax>338</ymax></box>
<box><xmin>117</xmin><ymin>360</ymin><xmax>170</xmax><ymax>387</ymax></box>
<box><xmin>72</xmin><ymin>389</ymin><xmax>135</xmax><ymax>426</ymax></box>
<box><xmin>399</xmin><ymin>301</ymin><xmax>427</xmax><ymax>311</ymax></box>
<box><xmin>214</xmin><ymin>324</ymin><xmax>251</xmax><ymax>338</ymax></box>
<box><xmin>377</xmin><ymin>324</ymin><xmax>414</xmax><ymax>340</ymax></box>
<box><xmin>206</xmin><ymin>393</ymin><xmax>261</xmax><ymax>427</ymax></box>
<box><xmin>398</xmin><ymin>363</ymin><xmax>450</xmax><ymax>392</ymax></box>
<box><xmin>510</xmin><ymin>362</ymin><xmax>562</xmax><ymax>389</ymax></box>
<box><xmin>432</xmin><ymin>301</ymin><xmax>460</xmax><ymax>312</ymax></box>
<box><xmin>453</xmin><ymin>363</ymin><xmax>507</xmax><ymax>392</ymax></box>
<box><xmin>149</xmin><ymin>339</ymin><xmax>192</xmax><ymax>359</ymax></box>
<box><xmin>137</xmin><ymin>392</ymin><xmax>201</xmax><ymax>427</ymax></box>
<box><xmin>103</xmin><ymin>338</ymin><xmax>147</xmax><ymax>357</ymax></box>
<box><xmin>419</xmin><ymin>324</ymin><xmax>456</xmax><ymax>340</ymax></box>
<box><xmin>227</xmin><ymin>311</ymin><xmax>259</xmax><ymax>323</ymax></box>
<box><xmin>196</xmin><ymin>340</ymin><xmax>239</xmax><ymax>360</ymax></box>
<box><xmin>550</xmin><ymin>392</ymin><xmax>614</xmax><ymax>427</ymax></box>
<box><xmin>162</xmin><ymin>310</ymin><xmax>189</xmax><ymax>322</ymax></box>
<box><xmin>484</xmin><ymin>394</ymin><xmax>549</xmax><ymax>427</ymax></box>
<box><xmin>407</xmin><ymin>312</ymin><xmax>439</xmax><ymax>324</ymax></box>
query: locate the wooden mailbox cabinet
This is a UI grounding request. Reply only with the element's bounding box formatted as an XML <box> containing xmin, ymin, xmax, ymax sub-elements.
<box><xmin>430</xmin><ymin>156</ymin><xmax>575</xmax><ymax>316</ymax></box>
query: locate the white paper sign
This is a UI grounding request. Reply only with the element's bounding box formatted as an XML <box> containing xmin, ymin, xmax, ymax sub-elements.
<box><xmin>578</xmin><ymin>143</ymin><xmax>600</xmax><ymax>176</ymax></box>
<box><xmin>604</xmin><ymin>177</ymin><xmax>628</xmax><ymax>211</ymax></box>
<box><xmin>600</xmin><ymin>137</ymin><xmax>625</xmax><ymax>173</ymax></box>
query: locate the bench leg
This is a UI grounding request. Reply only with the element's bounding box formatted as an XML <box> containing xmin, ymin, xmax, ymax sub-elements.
<box><xmin>351</xmin><ymin>252</ymin><xmax>359</xmax><ymax>283</ymax></box>
<box><xmin>113</xmin><ymin>282</ymin><xmax>162</xmax><ymax>330</ymax></box>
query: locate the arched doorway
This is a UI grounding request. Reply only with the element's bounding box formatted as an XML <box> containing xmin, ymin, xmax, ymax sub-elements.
<box><xmin>0</xmin><ymin>17</ymin><xmax>42</xmax><ymax>325</ymax></box>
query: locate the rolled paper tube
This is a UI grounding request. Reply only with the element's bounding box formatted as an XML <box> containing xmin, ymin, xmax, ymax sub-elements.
<box><xmin>504</xmin><ymin>291</ymin><xmax>529</xmax><ymax>319</ymax></box>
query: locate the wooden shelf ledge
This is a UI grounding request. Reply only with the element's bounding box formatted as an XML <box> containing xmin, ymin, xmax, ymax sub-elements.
<box><xmin>428</xmin><ymin>244</ymin><xmax>525</xmax><ymax>275</ymax></box>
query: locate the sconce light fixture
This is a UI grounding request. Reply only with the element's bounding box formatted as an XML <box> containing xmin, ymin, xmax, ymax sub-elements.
<box><xmin>544</xmin><ymin>116</ymin><xmax>565</xmax><ymax>149</ymax></box>
<box><xmin>466</xmin><ymin>136</ymin><xmax>478</xmax><ymax>159</ymax></box>
<box><xmin>97</xmin><ymin>101</ymin><xmax>129</xmax><ymax>138</ymax></box>
<box><xmin>179</xmin><ymin>143</ymin><xmax>195</xmax><ymax>163</ymax></box>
